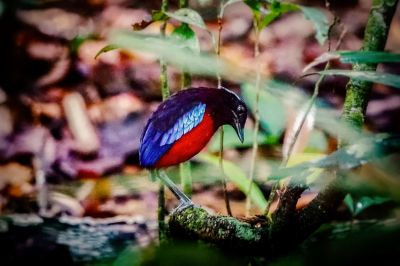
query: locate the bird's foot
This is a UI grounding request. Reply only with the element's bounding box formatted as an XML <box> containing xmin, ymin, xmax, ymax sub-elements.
<box><xmin>172</xmin><ymin>200</ymin><xmax>197</xmax><ymax>214</ymax></box>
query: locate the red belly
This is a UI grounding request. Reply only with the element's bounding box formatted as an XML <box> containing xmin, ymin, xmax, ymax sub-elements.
<box><xmin>154</xmin><ymin>112</ymin><xmax>215</xmax><ymax>168</ymax></box>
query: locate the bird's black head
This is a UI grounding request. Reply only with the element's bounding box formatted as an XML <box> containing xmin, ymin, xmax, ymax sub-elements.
<box><xmin>209</xmin><ymin>87</ymin><xmax>248</xmax><ymax>143</ymax></box>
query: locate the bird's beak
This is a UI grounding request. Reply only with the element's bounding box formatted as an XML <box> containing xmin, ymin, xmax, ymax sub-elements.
<box><xmin>234</xmin><ymin>120</ymin><xmax>244</xmax><ymax>143</ymax></box>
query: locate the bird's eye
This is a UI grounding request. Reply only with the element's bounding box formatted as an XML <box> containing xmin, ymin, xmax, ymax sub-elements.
<box><xmin>237</xmin><ymin>105</ymin><xmax>245</xmax><ymax>113</ymax></box>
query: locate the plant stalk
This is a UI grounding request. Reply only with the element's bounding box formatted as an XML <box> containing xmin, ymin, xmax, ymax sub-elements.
<box><xmin>178</xmin><ymin>0</ymin><xmax>193</xmax><ymax>199</ymax></box>
<box><xmin>217</xmin><ymin>4</ymin><xmax>232</xmax><ymax>216</ymax></box>
<box><xmin>157</xmin><ymin>0</ymin><xmax>169</xmax><ymax>242</ymax></box>
<box><xmin>245</xmin><ymin>22</ymin><xmax>261</xmax><ymax>216</ymax></box>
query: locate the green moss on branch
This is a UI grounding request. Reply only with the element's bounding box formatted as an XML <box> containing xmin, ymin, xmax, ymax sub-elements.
<box><xmin>342</xmin><ymin>0</ymin><xmax>398</xmax><ymax>129</ymax></box>
<box><xmin>169</xmin><ymin>206</ymin><xmax>270</xmax><ymax>253</ymax></box>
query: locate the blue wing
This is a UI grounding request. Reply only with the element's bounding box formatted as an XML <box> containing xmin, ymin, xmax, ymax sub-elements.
<box><xmin>140</xmin><ymin>103</ymin><xmax>206</xmax><ymax>167</ymax></box>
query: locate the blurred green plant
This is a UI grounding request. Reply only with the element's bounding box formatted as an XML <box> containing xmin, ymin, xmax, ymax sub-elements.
<box><xmin>319</xmin><ymin>70</ymin><xmax>400</xmax><ymax>89</ymax></box>
<box><xmin>344</xmin><ymin>194</ymin><xmax>392</xmax><ymax>217</ymax></box>
<box><xmin>305</xmin><ymin>51</ymin><xmax>400</xmax><ymax>71</ymax></box>
<box><xmin>198</xmin><ymin>153</ymin><xmax>268</xmax><ymax>210</ymax></box>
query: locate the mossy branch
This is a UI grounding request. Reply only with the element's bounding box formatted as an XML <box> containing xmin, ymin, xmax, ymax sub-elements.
<box><xmin>169</xmin><ymin>206</ymin><xmax>269</xmax><ymax>253</ymax></box>
<box><xmin>168</xmin><ymin>0</ymin><xmax>398</xmax><ymax>254</ymax></box>
<box><xmin>342</xmin><ymin>0</ymin><xmax>398</xmax><ymax>130</ymax></box>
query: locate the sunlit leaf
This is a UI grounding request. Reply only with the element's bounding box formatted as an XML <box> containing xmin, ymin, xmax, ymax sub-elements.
<box><xmin>198</xmin><ymin>153</ymin><xmax>267</xmax><ymax>210</ymax></box>
<box><xmin>165</xmin><ymin>8</ymin><xmax>207</xmax><ymax>29</ymax></box>
<box><xmin>299</xmin><ymin>6</ymin><xmax>329</xmax><ymax>45</ymax></box>
<box><xmin>94</xmin><ymin>44</ymin><xmax>120</xmax><ymax>59</ymax></box>
<box><xmin>242</xmin><ymin>83</ymin><xmax>287</xmax><ymax>137</ymax></box>
<box><xmin>319</xmin><ymin>69</ymin><xmax>400</xmax><ymax>89</ymax></box>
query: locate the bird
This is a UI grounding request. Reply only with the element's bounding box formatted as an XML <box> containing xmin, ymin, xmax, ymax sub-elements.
<box><xmin>139</xmin><ymin>87</ymin><xmax>247</xmax><ymax>207</ymax></box>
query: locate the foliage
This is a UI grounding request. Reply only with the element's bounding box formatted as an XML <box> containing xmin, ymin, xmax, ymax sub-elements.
<box><xmin>165</xmin><ymin>8</ymin><xmax>207</xmax><ymax>30</ymax></box>
<box><xmin>198</xmin><ymin>153</ymin><xmax>268</xmax><ymax>210</ymax></box>
<box><xmin>319</xmin><ymin>69</ymin><xmax>400</xmax><ymax>89</ymax></box>
<box><xmin>244</xmin><ymin>0</ymin><xmax>329</xmax><ymax>43</ymax></box>
<box><xmin>344</xmin><ymin>194</ymin><xmax>391</xmax><ymax>216</ymax></box>
<box><xmin>242</xmin><ymin>83</ymin><xmax>286</xmax><ymax>137</ymax></box>
<box><xmin>94</xmin><ymin>44</ymin><xmax>120</xmax><ymax>59</ymax></box>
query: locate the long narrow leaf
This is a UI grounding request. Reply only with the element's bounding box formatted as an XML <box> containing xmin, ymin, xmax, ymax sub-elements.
<box><xmin>303</xmin><ymin>51</ymin><xmax>400</xmax><ymax>72</ymax></box>
<box><xmin>319</xmin><ymin>70</ymin><xmax>400</xmax><ymax>89</ymax></box>
<box><xmin>337</xmin><ymin>51</ymin><xmax>400</xmax><ymax>64</ymax></box>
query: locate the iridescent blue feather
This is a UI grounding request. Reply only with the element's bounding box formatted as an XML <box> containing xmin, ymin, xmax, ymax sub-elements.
<box><xmin>140</xmin><ymin>103</ymin><xmax>206</xmax><ymax>167</ymax></box>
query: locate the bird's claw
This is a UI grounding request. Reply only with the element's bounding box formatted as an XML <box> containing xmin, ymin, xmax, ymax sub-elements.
<box><xmin>172</xmin><ymin>200</ymin><xmax>197</xmax><ymax>214</ymax></box>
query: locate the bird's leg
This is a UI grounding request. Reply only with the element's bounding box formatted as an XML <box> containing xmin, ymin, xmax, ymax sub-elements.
<box><xmin>156</xmin><ymin>169</ymin><xmax>193</xmax><ymax>209</ymax></box>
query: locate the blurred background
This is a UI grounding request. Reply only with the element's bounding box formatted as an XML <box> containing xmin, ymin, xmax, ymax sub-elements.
<box><xmin>0</xmin><ymin>0</ymin><xmax>399</xmax><ymax>265</ymax></box>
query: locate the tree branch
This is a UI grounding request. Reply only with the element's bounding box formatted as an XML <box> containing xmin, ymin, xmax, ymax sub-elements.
<box><xmin>168</xmin><ymin>0</ymin><xmax>398</xmax><ymax>255</ymax></box>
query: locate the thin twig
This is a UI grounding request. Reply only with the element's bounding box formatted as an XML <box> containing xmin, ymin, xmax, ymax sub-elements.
<box><xmin>178</xmin><ymin>0</ymin><xmax>193</xmax><ymax>199</ymax></box>
<box><xmin>157</xmin><ymin>0</ymin><xmax>169</xmax><ymax>242</ymax></box>
<box><xmin>245</xmin><ymin>22</ymin><xmax>261</xmax><ymax>217</ymax></box>
<box><xmin>265</xmin><ymin>7</ymin><xmax>346</xmax><ymax>217</ymax></box>
<box><xmin>216</xmin><ymin>3</ymin><xmax>232</xmax><ymax>216</ymax></box>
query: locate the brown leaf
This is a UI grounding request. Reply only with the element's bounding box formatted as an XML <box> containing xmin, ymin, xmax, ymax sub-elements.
<box><xmin>132</xmin><ymin>19</ymin><xmax>153</xmax><ymax>31</ymax></box>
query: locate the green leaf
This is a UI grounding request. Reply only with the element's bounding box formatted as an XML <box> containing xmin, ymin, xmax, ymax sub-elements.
<box><xmin>353</xmin><ymin>196</ymin><xmax>391</xmax><ymax>216</ymax></box>
<box><xmin>319</xmin><ymin>69</ymin><xmax>400</xmax><ymax>89</ymax></box>
<box><xmin>345</xmin><ymin>194</ymin><xmax>391</xmax><ymax>216</ymax></box>
<box><xmin>94</xmin><ymin>44</ymin><xmax>120</xmax><ymax>59</ymax></box>
<box><xmin>304</xmin><ymin>51</ymin><xmax>400</xmax><ymax>72</ymax></box>
<box><xmin>243</xmin><ymin>0</ymin><xmax>264</xmax><ymax>14</ymax></box>
<box><xmin>171</xmin><ymin>23</ymin><xmax>200</xmax><ymax>52</ymax></box>
<box><xmin>344</xmin><ymin>194</ymin><xmax>355</xmax><ymax>215</ymax></box>
<box><xmin>165</xmin><ymin>8</ymin><xmax>207</xmax><ymax>29</ymax></box>
<box><xmin>208</xmin><ymin>125</ymin><xmax>276</xmax><ymax>152</ymax></box>
<box><xmin>152</xmin><ymin>10</ymin><xmax>168</xmax><ymax>21</ymax></box>
<box><xmin>70</xmin><ymin>34</ymin><xmax>97</xmax><ymax>54</ymax></box>
<box><xmin>337</xmin><ymin>51</ymin><xmax>400</xmax><ymax>64</ymax></box>
<box><xmin>241</xmin><ymin>83</ymin><xmax>286</xmax><ymax>136</ymax></box>
<box><xmin>306</xmin><ymin>130</ymin><xmax>328</xmax><ymax>152</ymax></box>
<box><xmin>269</xmin><ymin>134</ymin><xmax>400</xmax><ymax>181</ymax></box>
<box><xmin>198</xmin><ymin>153</ymin><xmax>267</xmax><ymax>210</ymax></box>
<box><xmin>259</xmin><ymin>2</ymin><xmax>298</xmax><ymax>29</ymax></box>
<box><xmin>298</xmin><ymin>6</ymin><xmax>329</xmax><ymax>45</ymax></box>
